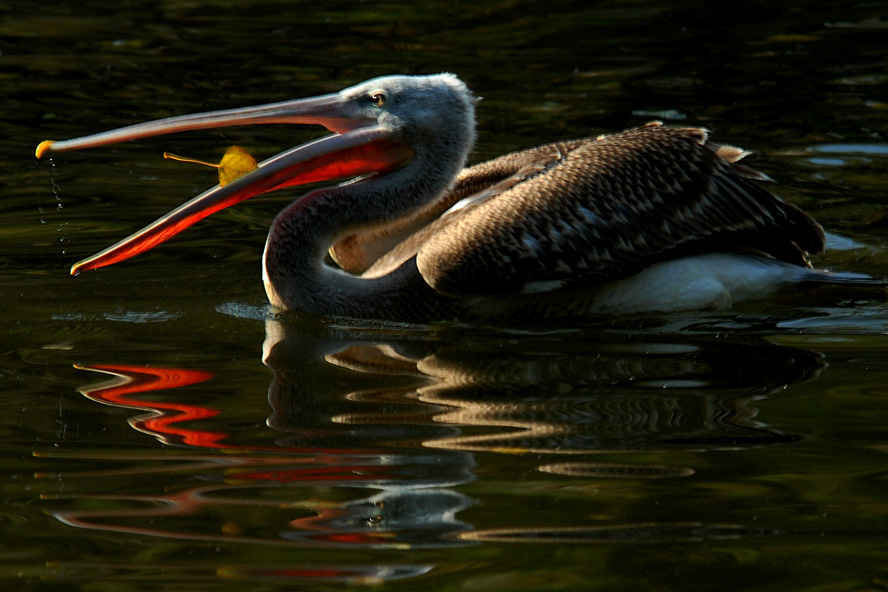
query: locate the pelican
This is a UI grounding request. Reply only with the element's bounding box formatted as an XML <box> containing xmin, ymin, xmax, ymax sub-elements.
<box><xmin>36</xmin><ymin>74</ymin><xmax>878</xmax><ymax>322</ymax></box>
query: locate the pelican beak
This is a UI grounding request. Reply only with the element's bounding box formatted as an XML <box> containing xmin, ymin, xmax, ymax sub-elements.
<box><xmin>35</xmin><ymin>92</ymin><xmax>414</xmax><ymax>275</ymax></box>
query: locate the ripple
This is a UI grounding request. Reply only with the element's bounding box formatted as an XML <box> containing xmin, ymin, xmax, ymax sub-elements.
<box><xmin>220</xmin><ymin>563</ymin><xmax>433</xmax><ymax>583</ymax></box>
<box><xmin>52</xmin><ymin>309</ymin><xmax>181</xmax><ymax>323</ymax></box>
<box><xmin>802</xmin><ymin>142</ymin><xmax>888</xmax><ymax>166</ymax></box>
<box><xmin>537</xmin><ymin>462</ymin><xmax>694</xmax><ymax>479</ymax></box>
<box><xmin>777</xmin><ymin>307</ymin><xmax>888</xmax><ymax>333</ymax></box>
<box><xmin>632</xmin><ymin>108</ymin><xmax>687</xmax><ymax>120</ymax></box>
<box><xmin>460</xmin><ymin>522</ymin><xmax>779</xmax><ymax>544</ymax></box>
<box><xmin>215</xmin><ymin>301</ymin><xmax>271</xmax><ymax>321</ymax></box>
<box><xmin>809</xmin><ymin>143</ymin><xmax>888</xmax><ymax>155</ymax></box>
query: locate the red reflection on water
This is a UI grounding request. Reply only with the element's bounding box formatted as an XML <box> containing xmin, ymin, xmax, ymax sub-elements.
<box><xmin>76</xmin><ymin>364</ymin><xmax>376</xmax><ymax>456</ymax></box>
<box><xmin>76</xmin><ymin>364</ymin><xmax>225</xmax><ymax>448</ymax></box>
<box><xmin>60</xmin><ymin>363</ymin><xmax>465</xmax><ymax>561</ymax></box>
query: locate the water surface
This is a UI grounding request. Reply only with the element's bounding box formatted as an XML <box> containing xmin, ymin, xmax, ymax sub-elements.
<box><xmin>3</xmin><ymin>1</ymin><xmax>888</xmax><ymax>590</ymax></box>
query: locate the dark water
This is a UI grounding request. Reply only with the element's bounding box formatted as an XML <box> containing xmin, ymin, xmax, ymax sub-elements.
<box><xmin>4</xmin><ymin>1</ymin><xmax>888</xmax><ymax>590</ymax></box>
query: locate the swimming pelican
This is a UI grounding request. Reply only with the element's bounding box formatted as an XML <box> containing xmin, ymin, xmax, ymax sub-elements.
<box><xmin>35</xmin><ymin>74</ymin><xmax>876</xmax><ymax>321</ymax></box>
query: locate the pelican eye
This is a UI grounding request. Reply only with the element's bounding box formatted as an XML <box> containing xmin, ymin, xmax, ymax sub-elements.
<box><xmin>369</xmin><ymin>91</ymin><xmax>386</xmax><ymax>107</ymax></box>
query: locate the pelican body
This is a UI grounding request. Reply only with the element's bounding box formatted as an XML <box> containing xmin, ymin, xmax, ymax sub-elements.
<box><xmin>36</xmin><ymin>74</ymin><xmax>874</xmax><ymax>322</ymax></box>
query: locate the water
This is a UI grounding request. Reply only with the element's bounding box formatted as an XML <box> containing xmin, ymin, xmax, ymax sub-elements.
<box><xmin>4</xmin><ymin>1</ymin><xmax>888</xmax><ymax>590</ymax></box>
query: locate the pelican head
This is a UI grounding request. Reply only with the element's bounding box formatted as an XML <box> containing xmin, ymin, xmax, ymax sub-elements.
<box><xmin>36</xmin><ymin>74</ymin><xmax>477</xmax><ymax>275</ymax></box>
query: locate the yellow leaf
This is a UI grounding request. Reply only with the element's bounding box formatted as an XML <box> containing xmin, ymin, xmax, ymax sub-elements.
<box><xmin>164</xmin><ymin>145</ymin><xmax>258</xmax><ymax>186</ymax></box>
<box><xmin>217</xmin><ymin>145</ymin><xmax>258</xmax><ymax>186</ymax></box>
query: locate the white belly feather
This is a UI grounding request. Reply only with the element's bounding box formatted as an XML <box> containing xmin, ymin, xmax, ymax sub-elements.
<box><xmin>584</xmin><ymin>253</ymin><xmax>811</xmax><ymax>314</ymax></box>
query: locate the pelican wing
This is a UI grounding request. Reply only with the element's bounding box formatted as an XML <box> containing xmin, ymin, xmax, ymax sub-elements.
<box><xmin>359</xmin><ymin>142</ymin><xmax>566</xmax><ymax>279</ymax></box>
<box><xmin>415</xmin><ymin>122</ymin><xmax>825</xmax><ymax>297</ymax></box>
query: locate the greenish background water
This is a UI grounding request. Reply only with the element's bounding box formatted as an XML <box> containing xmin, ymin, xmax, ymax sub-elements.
<box><xmin>3</xmin><ymin>1</ymin><xmax>888</xmax><ymax>590</ymax></box>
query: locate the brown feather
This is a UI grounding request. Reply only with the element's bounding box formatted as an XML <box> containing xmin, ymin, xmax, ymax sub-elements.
<box><xmin>360</xmin><ymin>143</ymin><xmax>565</xmax><ymax>278</ymax></box>
<box><xmin>410</xmin><ymin>122</ymin><xmax>824</xmax><ymax>297</ymax></box>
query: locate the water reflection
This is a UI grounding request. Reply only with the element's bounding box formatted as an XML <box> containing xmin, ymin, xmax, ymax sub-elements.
<box><xmin>64</xmin><ymin>356</ymin><xmax>476</xmax><ymax>557</ymax></box>
<box><xmin>76</xmin><ymin>364</ymin><xmax>219</xmax><ymax>447</ymax></box>
<box><xmin>267</xmin><ymin>320</ymin><xmax>817</xmax><ymax>455</ymax></box>
<box><xmin>803</xmin><ymin>142</ymin><xmax>888</xmax><ymax>167</ymax></box>
<box><xmin>262</xmin><ymin>316</ymin><xmax>817</xmax><ymax>547</ymax></box>
<box><xmin>52</xmin><ymin>316</ymin><xmax>827</xmax><ymax>580</ymax></box>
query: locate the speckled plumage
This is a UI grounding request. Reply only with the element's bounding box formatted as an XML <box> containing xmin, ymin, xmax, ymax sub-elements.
<box><xmin>404</xmin><ymin>122</ymin><xmax>824</xmax><ymax>298</ymax></box>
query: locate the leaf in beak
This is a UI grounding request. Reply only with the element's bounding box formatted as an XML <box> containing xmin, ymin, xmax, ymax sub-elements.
<box><xmin>163</xmin><ymin>145</ymin><xmax>259</xmax><ymax>186</ymax></box>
